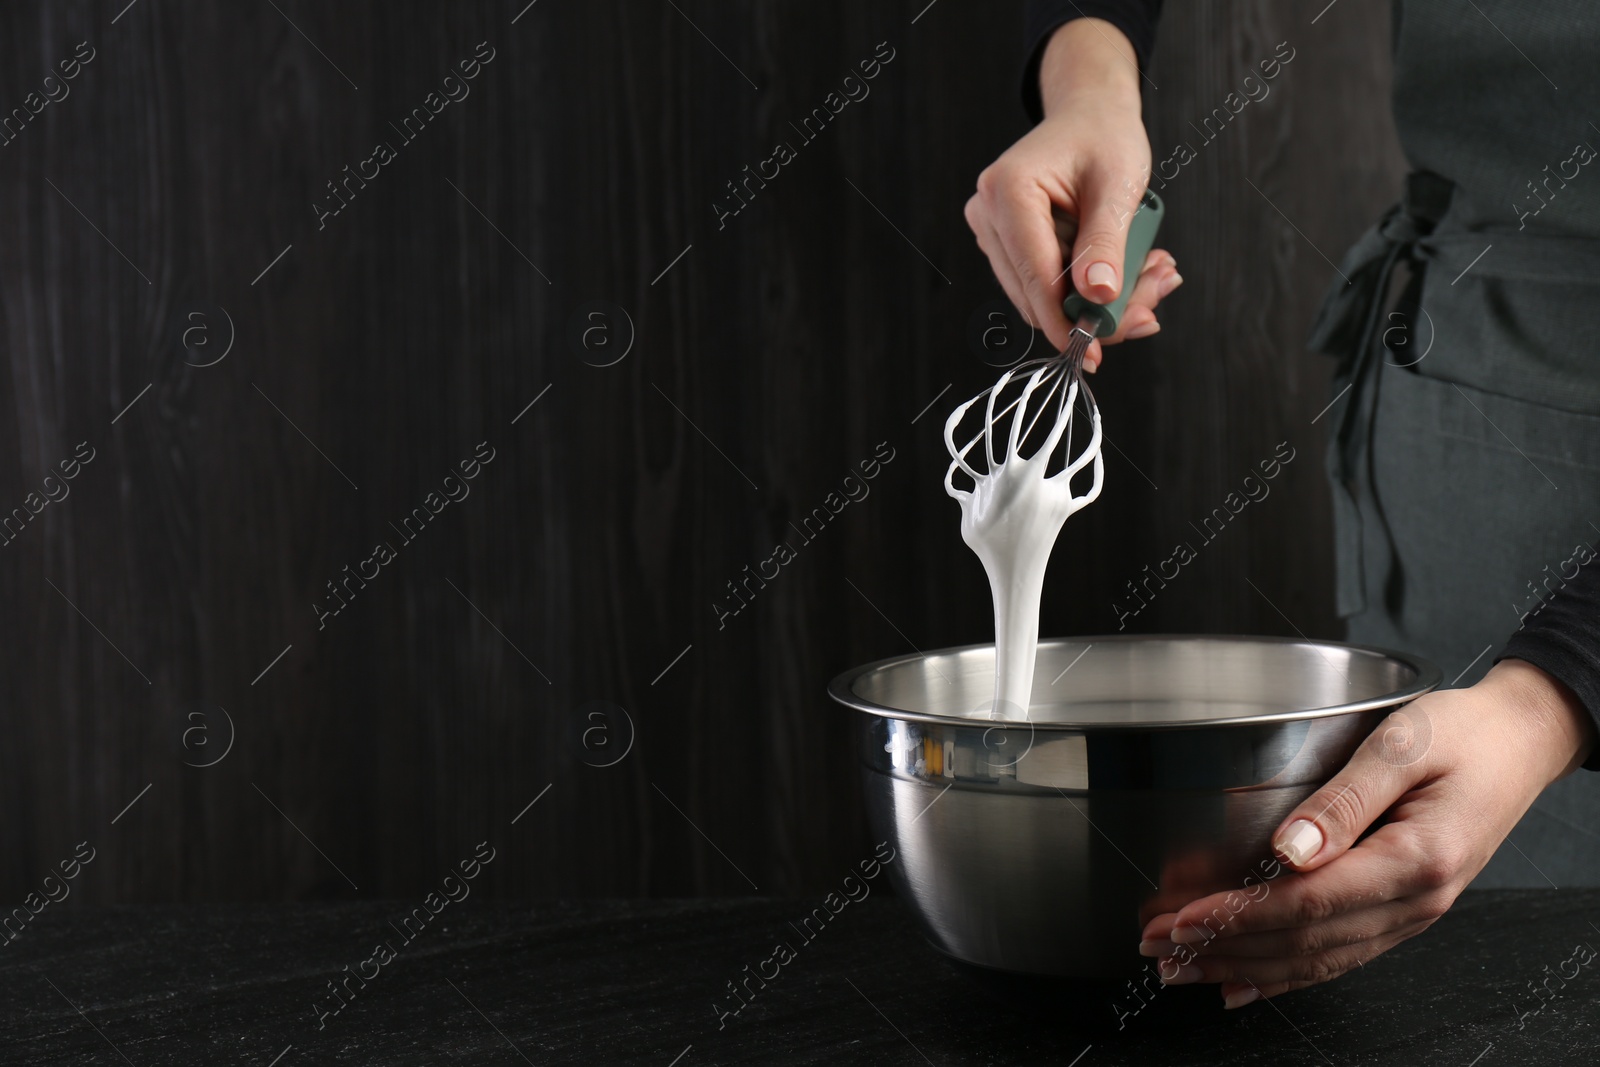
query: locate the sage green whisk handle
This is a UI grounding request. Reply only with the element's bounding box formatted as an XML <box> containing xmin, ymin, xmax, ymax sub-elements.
<box><xmin>1062</xmin><ymin>189</ymin><xmax>1166</xmax><ymax>338</ymax></box>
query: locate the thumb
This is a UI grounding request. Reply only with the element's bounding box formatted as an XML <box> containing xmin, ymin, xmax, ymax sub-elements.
<box><xmin>1270</xmin><ymin>704</ymin><xmax>1435</xmax><ymax>872</ymax></box>
<box><xmin>1069</xmin><ymin>170</ymin><xmax>1142</xmax><ymax>306</ymax></box>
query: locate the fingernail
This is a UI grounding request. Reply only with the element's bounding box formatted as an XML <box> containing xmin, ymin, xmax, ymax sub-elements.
<box><xmin>1224</xmin><ymin>987</ymin><xmax>1262</xmax><ymax>1010</ymax></box>
<box><xmin>1083</xmin><ymin>356</ymin><xmax>1099</xmax><ymax>374</ymax></box>
<box><xmin>1159</xmin><ymin>961</ymin><xmax>1203</xmax><ymax>986</ymax></box>
<box><xmin>1086</xmin><ymin>261</ymin><xmax>1118</xmax><ymax>295</ymax></box>
<box><xmin>1159</xmin><ymin>271</ymin><xmax>1184</xmax><ymax>297</ymax></box>
<box><xmin>1170</xmin><ymin>924</ymin><xmax>1210</xmax><ymax>944</ymax></box>
<box><xmin>1275</xmin><ymin>819</ymin><xmax>1324</xmax><ymax>867</ymax></box>
<box><xmin>1138</xmin><ymin>939</ymin><xmax>1177</xmax><ymax>958</ymax></box>
<box><xmin>1125</xmin><ymin>319</ymin><xmax>1161</xmax><ymax>340</ymax></box>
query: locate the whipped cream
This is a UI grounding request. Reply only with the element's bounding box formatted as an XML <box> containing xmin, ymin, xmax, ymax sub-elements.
<box><xmin>945</xmin><ymin>363</ymin><xmax>1103</xmax><ymax>720</ymax></box>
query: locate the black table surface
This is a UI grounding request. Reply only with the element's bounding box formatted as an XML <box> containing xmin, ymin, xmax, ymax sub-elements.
<box><xmin>4</xmin><ymin>890</ymin><xmax>1597</xmax><ymax>1065</ymax></box>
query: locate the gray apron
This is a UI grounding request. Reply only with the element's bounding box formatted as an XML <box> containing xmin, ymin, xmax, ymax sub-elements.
<box><xmin>1308</xmin><ymin>2</ymin><xmax>1600</xmax><ymax>886</ymax></box>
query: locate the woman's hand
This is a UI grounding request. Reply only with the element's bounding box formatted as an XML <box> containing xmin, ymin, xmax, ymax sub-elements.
<box><xmin>963</xmin><ymin>19</ymin><xmax>1180</xmax><ymax>371</ymax></box>
<box><xmin>1137</xmin><ymin>658</ymin><xmax>1598</xmax><ymax>1010</ymax></box>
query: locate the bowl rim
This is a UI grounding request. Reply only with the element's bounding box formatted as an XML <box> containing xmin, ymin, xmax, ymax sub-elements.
<box><xmin>826</xmin><ymin>633</ymin><xmax>1443</xmax><ymax>730</ymax></box>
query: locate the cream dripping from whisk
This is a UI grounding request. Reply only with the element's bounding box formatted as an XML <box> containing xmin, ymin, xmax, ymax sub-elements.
<box><xmin>944</xmin><ymin>191</ymin><xmax>1160</xmax><ymax>722</ymax></box>
<box><xmin>944</xmin><ymin>359</ymin><xmax>1103</xmax><ymax>721</ymax></box>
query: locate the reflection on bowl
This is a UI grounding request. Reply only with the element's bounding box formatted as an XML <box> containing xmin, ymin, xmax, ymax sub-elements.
<box><xmin>827</xmin><ymin>635</ymin><xmax>1439</xmax><ymax>978</ymax></box>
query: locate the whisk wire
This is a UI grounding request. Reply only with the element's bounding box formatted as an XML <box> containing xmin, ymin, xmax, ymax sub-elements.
<box><xmin>944</xmin><ymin>320</ymin><xmax>1107</xmax><ymax>508</ymax></box>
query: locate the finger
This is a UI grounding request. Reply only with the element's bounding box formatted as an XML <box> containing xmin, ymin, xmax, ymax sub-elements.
<box><xmin>1068</xmin><ymin>168</ymin><xmax>1149</xmax><ymax>309</ymax></box>
<box><xmin>1125</xmin><ymin>248</ymin><xmax>1177</xmax><ymax>304</ymax></box>
<box><xmin>1140</xmin><ymin>844</ymin><xmax>1240</xmax><ymax>928</ymax></box>
<box><xmin>1139</xmin><ymin>910</ymin><xmax>1180</xmax><ymax>943</ymax></box>
<box><xmin>1142</xmin><ymin>895</ymin><xmax>1443</xmax><ymax>959</ymax></box>
<box><xmin>1221</xmin><ymin>980</ymin><xmax>1276</xmax><ymax>1009</ymax></box>
<box><xmin>966</xmin><ymin>196</ymin><xmax>1033</xmax><ymax>332</ymax></box>
<box><xmin>1082</xmin><ymin>250</ymin><xmax>1178</xmax><ymax>371</ymax></box>
<box><xmin>1160</xmin><ymin>921</ymin><xmax>1429</xmax><ymax>989</ymax></box>
<box><xmin>1162</xmin><ymin>827</ymin><xmax>1429</xmax><ymax>944</ymax></box>
<box><xmin>1082</xmin><ymin>308</ymin><xmax>1150</xmax><ymax>372</ymax></box>
<box><xmin>1270</xmin><ymin>705</ymin><xmax>1438</xmax><ymax>874</ymax></box>
<box><xmin>1081</xmin><ymin>337</ymin><xmax>1104</xmax><ymax>372</ymax></box>
<box><xmin>1109</xmin><ymin>251</ymin><xmax>1180</xmax><ymax>335</ymax></box>
<box><xmin>986</xmin><ymin>181</ymin><xmax>1074</xmax><ymax>350</ymax></box>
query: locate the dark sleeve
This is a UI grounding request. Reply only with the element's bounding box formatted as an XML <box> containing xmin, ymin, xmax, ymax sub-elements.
<box><xmin>1022</xmin><ymin>0</ymin><xmax>1164</xmax><ymax>123</ymax></box>
<box><xmin>1497</xmin><ymin>549</ymin><xmax>1600</xmax><ymax>772</ymax></box>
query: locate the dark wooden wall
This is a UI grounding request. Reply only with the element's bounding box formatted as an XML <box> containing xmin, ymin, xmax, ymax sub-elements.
<box><xmin>0</xmin><ymin>0</ymin><xmax>1406</xmax><ymax>903</ymax></box>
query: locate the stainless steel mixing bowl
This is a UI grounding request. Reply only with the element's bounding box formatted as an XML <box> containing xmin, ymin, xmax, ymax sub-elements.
<box><xmin>827</xmin><ymin>635</ymin><xmax>1440</xmax><ymax>978</ymax></box>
